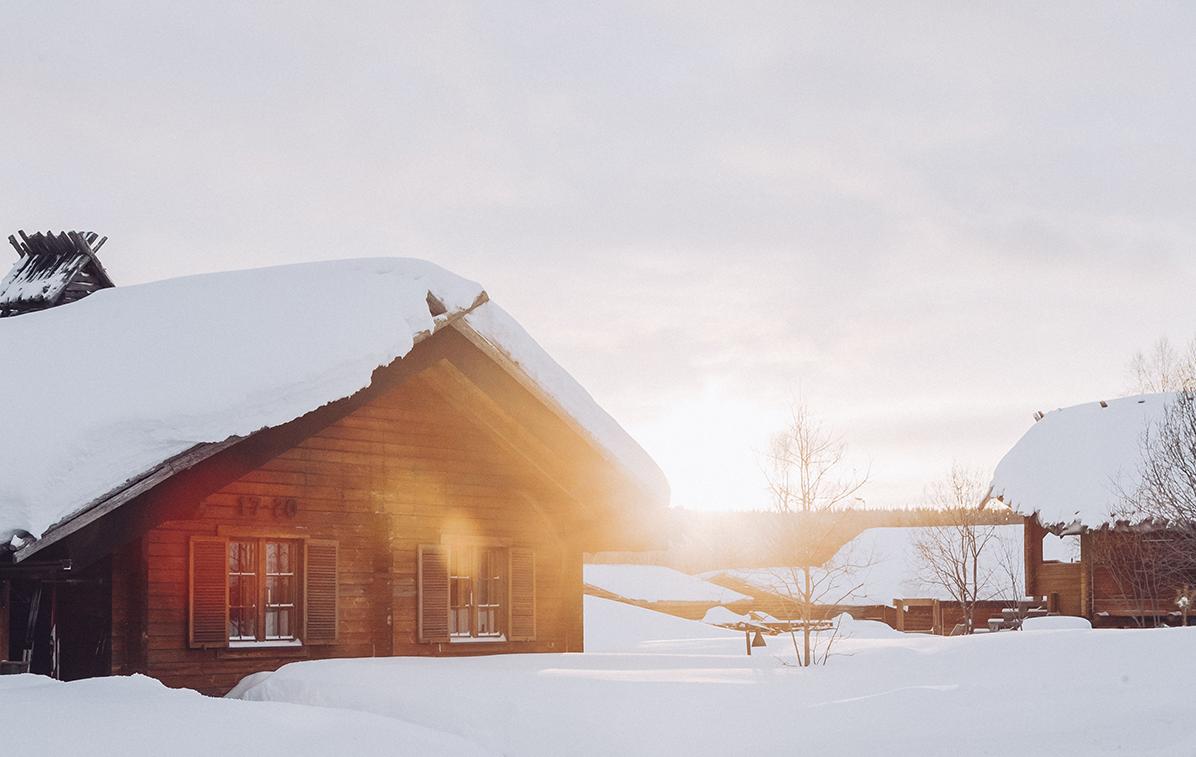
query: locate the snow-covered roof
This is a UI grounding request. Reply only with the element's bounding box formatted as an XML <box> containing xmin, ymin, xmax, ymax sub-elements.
<box><xmin>0</xmin><ymin>258</ymin><xmax>666</xmax><ymax>550</ymax></box>
<box><xmin>988</xmin><ymin>393</ymin><xmax>1171</xmax><ymax>529</ymax></box>
<box><xmin>708</xmin><ymin>525</ymin><xmax>1024</xmax><ymax>606</ymax></box>
<box><xmin>584</xmin><ymin>564</ymin><xmax>750</xmax><ymax>604</ymax></box>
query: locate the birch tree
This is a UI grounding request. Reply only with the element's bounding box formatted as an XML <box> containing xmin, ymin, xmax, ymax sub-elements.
<box><xmin>764</xmin><ymin>402</ymin><xmax>869</xmax><ymax>666</ymax></box>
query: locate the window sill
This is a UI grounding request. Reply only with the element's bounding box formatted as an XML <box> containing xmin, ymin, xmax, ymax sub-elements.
<box><xmin>449</xmin><ymin>636</ymin><xmax>508</xmax><ymax>644</ymax></box>
<box><xmin>228</xmin><ymin>639</ymin><xmax>303</xmax><ymax>649</ymax></box>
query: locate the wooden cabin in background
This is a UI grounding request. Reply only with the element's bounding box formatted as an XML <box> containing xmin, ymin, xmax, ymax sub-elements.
<box><xmin>990</xmin><ymin>394</ymin><xmax>1195</xmax><ymax>626</ymax></box>
<box><xmin>700</xmin><ymin>524</ymin><xmax>1026</xmax><ymax>635</ymax></box>
<box><xmin>0</xmin><ymin>235</ymin><xmax>667</xmax><ymax>695</ymax></box>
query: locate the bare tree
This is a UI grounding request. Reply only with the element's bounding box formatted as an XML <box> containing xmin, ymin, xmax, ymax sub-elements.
<box><xmin>763</xmin><ymin>402</ymin><xmax>869</xmax><ymax>666</ymax></box>
<box><xmin>912</xmin><ymin>465</ymin><xmax>1019</xmax><ymax>633</ymax></box>
<box><xmin>991</xmin><ymin>520</ymin><xmax>1027</xmax><ymax>607</ymax></box>
<box><xmin>1127</xmin><ymin>336</ymin><xmax>1196</xmax><ymax>394</ymax></box>
<box><xmin>1100</xmin><ymin>390</ymin><xmax>1196</xmax><ymax>625</ymax></box>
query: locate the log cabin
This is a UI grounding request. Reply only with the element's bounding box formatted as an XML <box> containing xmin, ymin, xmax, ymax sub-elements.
<box><xmin>988</xmin><ymin>393</ymin><xmax>1195</xmax><ymax>626</ymax></box>
<box><xmin>0</xmin><ymin>232</ymin><xmax>668</xmax><ymax>694</ymax></box>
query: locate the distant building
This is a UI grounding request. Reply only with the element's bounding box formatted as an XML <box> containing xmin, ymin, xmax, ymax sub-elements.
<box><xmin>989</xmin><ymin>393</ymin><xmax>1193</xmax><ymax>625</ymax></box>
<box><xmin>702</xmin><ymin>524</ymin><xmax>1026</xmax><ymax>634</ymax></box>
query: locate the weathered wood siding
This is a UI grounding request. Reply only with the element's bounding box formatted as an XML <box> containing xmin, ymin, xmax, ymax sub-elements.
<box><xmin>117</xmin><ymin>376</ymin><xmax>584</xmax><ymax>695</ymax></box>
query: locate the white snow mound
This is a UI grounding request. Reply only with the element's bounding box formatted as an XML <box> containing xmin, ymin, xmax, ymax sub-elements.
<box><xmin>1021</xmin><ymin>615</ymin><xmax>1092</xmax><ymax>631</ymax></box>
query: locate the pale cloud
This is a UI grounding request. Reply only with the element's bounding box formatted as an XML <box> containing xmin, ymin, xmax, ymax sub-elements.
<box><xmin>2</xmin><ymin>2</ymin><xmax>1194</xmax><ymax>510</ymax></box>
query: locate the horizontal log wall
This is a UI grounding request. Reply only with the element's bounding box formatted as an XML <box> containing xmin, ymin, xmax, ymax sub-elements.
<box><xmin>122</xmin><ymin>377</ymin><xmax>582</xmax><ymax>695</ymax></box>
<box><xmin>1036</xmin><ymin>562</ymin><xmax>1084</xmax><ymax>616</ymax></box>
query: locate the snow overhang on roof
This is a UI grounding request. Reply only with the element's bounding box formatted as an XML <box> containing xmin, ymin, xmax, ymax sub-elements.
<box><xmin>0</xmin><ymin>257</ymin><xmax>667</xmax><ymax>556</ymax></box>
<box><xmin>583</xmin><ymin>564</ymin><xmax>750</xmax><ymax>604</ymax></box>
<box><xmin>987</xmin><ymin>393</ymin><xmax>1173</xmax><ymax>531</ymax></box>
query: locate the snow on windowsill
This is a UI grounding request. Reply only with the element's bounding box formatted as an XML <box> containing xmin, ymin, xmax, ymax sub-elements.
<box><xmin>449</xmin><ymin>636</ymin><xmax>508</xmax><ymax>644</ymax></box>
<box><xmin>229</xmin><ymin>639</ymin><xmax>304</xmax><ymax>649</ymax></box>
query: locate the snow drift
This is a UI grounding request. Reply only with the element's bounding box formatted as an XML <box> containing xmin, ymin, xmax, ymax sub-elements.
<box><xmin>0</xmin><ymin>673</ymin><xmax>492</xmax><ymax>756</ymax></box>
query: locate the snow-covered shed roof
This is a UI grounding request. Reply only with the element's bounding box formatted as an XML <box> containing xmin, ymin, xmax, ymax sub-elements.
<box><xmin>706</xmin><ymin>525</ymin><xmax>1024</xmax><ymax>606</ymax></box>
<box><xmin>0</xmin><ymin>258</ymin><xmax>667</xmax><ymax>554</ymax></box>
<box><xmin>988</xmin><ymin>393</ymin><xmax>1171</xmax><ymax>530</ymax></box>
<box><xmin>584</xmin><ymin>564</ymin><xmax>751</xmax><ymax>604</ymax></box>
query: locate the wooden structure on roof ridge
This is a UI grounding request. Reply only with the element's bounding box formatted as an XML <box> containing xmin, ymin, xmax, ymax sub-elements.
<box><xmin>0</xmin><ymin>230</ymin><xmax>114</xmax><ymax>317</ymax></box>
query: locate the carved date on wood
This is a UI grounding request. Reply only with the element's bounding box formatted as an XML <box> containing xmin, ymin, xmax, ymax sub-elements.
<box><xmin>238</xmin><ymin>496</ymin><xmax>299</xmax><ymax>519</ymax></box>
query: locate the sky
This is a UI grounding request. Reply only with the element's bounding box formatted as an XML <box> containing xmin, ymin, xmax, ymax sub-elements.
<box><xmin>3</xmin><ymin>2</ymin><xmax>1196</xmax><ymax>511</ymax></box>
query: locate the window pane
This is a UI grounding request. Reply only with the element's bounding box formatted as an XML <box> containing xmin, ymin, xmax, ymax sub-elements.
<box><xmin>263</xmin><ymin>540</ymin><xmax>297</xmax><ymax>640</ymax></box>
<box><xmin>228</xmin><ymin>541</ymin><xmax>259</xmax><ymax>640</ymax></box>
<box><xmin>229</xmin><ymin>540</ymin><xmax>255</xmax><ymax>573</ymax></box>
<box><xmin>449</xmin><ymin>546</ymin><xmax>473</xmax><ymax>636</ymax></box>
<box><xmin>478</xmin><ymin>608</ymin><xmax>496</xmax><ymax>636</ymax></box>
<box><xmin>267</xmin><ymin>541</ymin><xmax>294</xmax><ymax>573</ymax></box>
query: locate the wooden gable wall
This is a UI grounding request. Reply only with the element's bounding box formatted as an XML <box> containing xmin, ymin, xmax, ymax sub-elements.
<box><xmin>112</xmin><ymin>371</ymin><xmax>586</xmax><ymax>695</ymax></box>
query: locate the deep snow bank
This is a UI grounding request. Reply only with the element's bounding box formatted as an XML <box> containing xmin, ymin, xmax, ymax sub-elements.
<box><xmin>0</xmin><ymin>673</ymin><xmax>492</xmax><ymax>756</ymax></box>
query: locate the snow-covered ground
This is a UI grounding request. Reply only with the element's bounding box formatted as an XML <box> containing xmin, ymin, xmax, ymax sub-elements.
<box><xmin>0</xmin><ymin>672</ymin><xmax>492</xmax><ymax>756</ymax></box>
<box><xmin>5</xmin><ymin>596</ymin><xmax>1192</xmax><ymax>755</ymax></box>
<box><xmin>229</xmin><ymin>596</ymin><xmax>1196</xmax><ymax>756</ymax></box>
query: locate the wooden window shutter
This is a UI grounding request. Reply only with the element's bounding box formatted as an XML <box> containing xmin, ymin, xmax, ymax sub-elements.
<box><xmin>304</xmin><ymin>539</ymin><xmax>339</xmax><ymax>645</ymax></box>
<box><xmin>508</xmin><ymin>547</ymin><xmax>536</xmax><ymax>642</ymax></box>
<box><xmin>418</xmin><ymin>544</ymin><xmax>450</xmax><ymax>643</ymax></box>
<box><xmin>189</xmin><ymin>536</ymin><xmax>229</xmax><ymax>649</ymax></box>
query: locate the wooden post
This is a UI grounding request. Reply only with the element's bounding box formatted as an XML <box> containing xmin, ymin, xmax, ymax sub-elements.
<box><xmin>1024</xmin><ymin>516</ymin><xmax>1040</xmax><ymax>598</ymax></box>
<box><xmin>0</xmin><ymin>580</ymin><xmax>8</xmax><ymax>661</ymax></box>
<box><xmin>1079</xmin><ymin>532</ymin><xmax>1092</xmax><ymax>619</ymax></box>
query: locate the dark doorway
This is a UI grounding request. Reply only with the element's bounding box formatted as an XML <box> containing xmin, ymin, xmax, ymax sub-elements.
<box><xmin>6</xmin><ymin>559</ymin><xmax>111</xmax><ymax>680</ymax></box>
